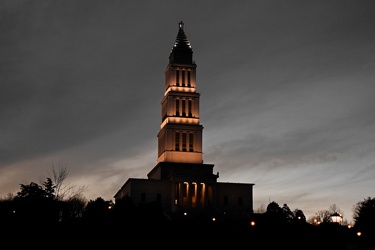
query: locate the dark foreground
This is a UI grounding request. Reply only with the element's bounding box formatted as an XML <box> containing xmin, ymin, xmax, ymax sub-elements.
<box><xmin>6</xmin><ymin>219</ymin><xmax>374</xmax><ymax>250</ymax></box>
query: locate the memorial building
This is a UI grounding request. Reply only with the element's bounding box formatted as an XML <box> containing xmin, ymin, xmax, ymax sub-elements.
<box><xmin>114</xmin><ymin>22</ymin><xmax>254</xmax><ymax>220</ymax></box>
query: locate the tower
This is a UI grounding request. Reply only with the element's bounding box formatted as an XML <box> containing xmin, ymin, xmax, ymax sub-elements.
<box><xmin>114</xmin><ymin>22</ymin><xmax>254</xmax><ymax>220</ymax></box>
<box><xmin>157</xmin><ymin>21</ymin><xmax>203</xmax><ymax>164</ymax></box>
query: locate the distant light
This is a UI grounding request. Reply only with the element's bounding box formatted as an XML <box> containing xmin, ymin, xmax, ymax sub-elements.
<box><xmin>184</xmin><ymin>212</ymin><xmax>187</xmax><ymax>216</ymax></box>
<box><xmin>357</xmin><ymin>232</ymin><xmax>362</xmax><ymax>237</ymax></box>
<box><xmin>331</xmin><ymin>212</ymin><xmax>342</xmax><ymax>224</ymax></box>
<box><xmin>313</xmin><ymin>218</ymin><xmax>321</xmax><ymax>225</ymax></box>
<box><xmin>250</xmin><ymin>221</ymin><xmax>256</xmax><ymax>226</ymax></box>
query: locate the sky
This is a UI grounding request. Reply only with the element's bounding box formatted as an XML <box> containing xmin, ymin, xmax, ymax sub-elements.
<box><xmin>1</xmin><ymin>0</ymin><xmax>375</xmax><ymax>223</ymax></box>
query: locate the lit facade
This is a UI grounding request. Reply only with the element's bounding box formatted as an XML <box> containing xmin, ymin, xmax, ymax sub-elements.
<box><xmin>114</xmin><ymin>22</ymin><xmax>254</xmax><ymax>219</ymax></box>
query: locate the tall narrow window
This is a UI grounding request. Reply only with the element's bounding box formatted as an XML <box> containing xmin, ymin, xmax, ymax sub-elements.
<box><xmin>189</xmin><ymin>133</ymin><xmax>193</xmax><ymax>152</ymax></box>
<box><xmin>182</xmin><ymin>100</ymin><xmax>186</xmax><ymax>117</ymax></box>
<box><xmin>175</xmin><ymin>183</ymin><xmax>180</xmax><ymax>205</ymax></box>
<box><xmin>199</xmin><ymin>183</ymin><xmax>205</xmax><ymax>208</ymax></box>
<box><xmin>183</xmin><ymin>182</ymin><xmax>189</xmax><ymax>206</ymax></box>
<box><xmin>182</xmin><ymin>70</ymin><xmax>185</xmax><ymax>86</ymax></box>
<box><xmin>187</xmin><ymin>71</ymin><xmax>191</xmax><ymax>87</ymax></box>
<box><xmin>175</xmin><ymin>132</ymin><xmax>180</xmax><ymax>151</ymax></box>
<box><xmin>182</xmin><ymin>133</ymin><xmax>187</xmax><ymax>151</ymax></box>
<box><xmin>176</xmin><ymin>70</ymin><xmax>179</xmax><ymax>86</ymax></box>
<box><xmin>183</xmin><ymin>182</ymin><xmax>188</xmax><ymax>197</ymax></box>
<box><xmin>191</xmin><ymin>183</ymin><xmax>196</xmax><ymax>197</ymax></box>
<box><xmin>176</xmin><ymin>99</ymin><xmax>179</xmax><ymax>116</ymax></box>
<box><xmin>191</xmin><ymin>182</ymin><xmax>197</xmax><ymax>207</ymax></box>
<box><xmin>188</xmin><ymin>100</ymin><xmax>192</xmax><ymax>117</ymax></box>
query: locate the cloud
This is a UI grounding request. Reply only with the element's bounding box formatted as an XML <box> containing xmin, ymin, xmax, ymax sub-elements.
<box><xmin>1</xmin><ymin>0</ymin><xmax>375</xmax><ymax>221</ymax></box>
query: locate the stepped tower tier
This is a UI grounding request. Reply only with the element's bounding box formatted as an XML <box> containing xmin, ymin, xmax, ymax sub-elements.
<box><xmin>157</xmin><ymin>21</ymin><xmax>204</xmax><ymax>164</ymax></box>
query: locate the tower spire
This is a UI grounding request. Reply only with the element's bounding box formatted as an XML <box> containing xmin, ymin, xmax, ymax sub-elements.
<box><xmin>169</xmin><ymin>21</ymin><xmax>193</xmax><ymax>64</ymax></box>
<box><xmin>157</xmin><ymin>22</ymin><xmax>203</xmax><ymax>164</ymax></box>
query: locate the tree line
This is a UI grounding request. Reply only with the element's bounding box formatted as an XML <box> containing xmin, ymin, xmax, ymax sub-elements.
<box><xmin>0</xmin><ymin>166</ymin><xmax>374</xmax><ymax>248</ymax></box>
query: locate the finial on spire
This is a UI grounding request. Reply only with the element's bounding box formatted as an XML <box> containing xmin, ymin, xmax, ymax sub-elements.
<box><xmin>169</xmin><ymin>21</ymin><xmax>193</xmax><ymax>64</ymax></box>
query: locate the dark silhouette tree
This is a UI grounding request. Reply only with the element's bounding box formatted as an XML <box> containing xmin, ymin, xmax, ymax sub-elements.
<box><xmin>266</xmin><ymin>201</ymin><xmax>288</xmax><ymax>225</ymax></box>
<box><xmin>112</xmin><ymin>195</ymin><xmax>136</xmax><ymax>223</ymax></box>
<box><xmin>353</xmin><ymin>197</ymin><xmax>375</xmax><ymax>238</ymax></box>
<box><xmin>14</xmin><ymin>181</ymin><xmax>59</xmax><ymax>225</ymax></box>
<box><xmin>281</xmin><ymin>203</ymin><xmax>294</xmax><ymax>223</ymax></box>
<box><xmin>0</xmin><ymin>196</ymin><xmax>16</xmax><ymax>225</ymax></box>
<box><xmin>82</xmin><ymin>197</ymin><xmax>113</xmax><ymax>224</ymax></box>
<box><xmin>43</xmin><ymin>163</ymin><xmax>87</xmax><ymax>200</ymax></box>
<box><xmin>266</xmin><ymin>201</ymin><xmax>282</xmax><ymax>214</ymax></box>
<box><xmin>16</xmin><ymin>182</ymin><xmax>48</xmax><ymax>200</ymax></box>
<box><xmin>43</xmin><ymin>177</ymin><xmax>56</xmax><ymax>199</ymax></box>
<box><xmin>6</xmin><ymin>165</ymin><xmax>88</xmax><ymax>227</ymax></box>
<box><xmin>312</xmin><ymin>209</ymin><xmax>331</xmax><ymax>224</ymax></box>
<box><xmin>59</xmin><ymin>195</ymin><xmax>87</xmax><ymax>223</ymax></box>
<box><xmin>293</xmin><ymin>209</ymin><xmax>306</xmax><ymax>223</ymax></box>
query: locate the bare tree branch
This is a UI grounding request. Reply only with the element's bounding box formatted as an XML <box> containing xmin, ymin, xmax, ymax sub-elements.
<box><xmin>48</xmin><ymin>162</ymin><xmax>87</xmax><ymax>201</ymax></box>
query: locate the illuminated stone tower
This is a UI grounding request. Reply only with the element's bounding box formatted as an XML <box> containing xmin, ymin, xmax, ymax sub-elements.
<box><xmin>157</xmin><ymin>21</ymin><xmax>203</xmax><ymax>164</ymax></box>
<box><xmin>114</xmin><ymin>22</ymin><xmax>254</xmax><ymax>219</ymax></box>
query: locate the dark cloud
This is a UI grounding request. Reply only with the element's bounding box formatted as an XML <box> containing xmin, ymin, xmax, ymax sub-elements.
<box><xmin>1</xmin><ymin>0</ymin><xmax>375</xmax><ymax>221</ymax></box>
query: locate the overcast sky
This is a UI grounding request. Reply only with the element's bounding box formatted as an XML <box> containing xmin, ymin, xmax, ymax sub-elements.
<box><xmin>1</xmin><ymin>0</ymin><xmax>375</xmax><ymax>222</ymax></box>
